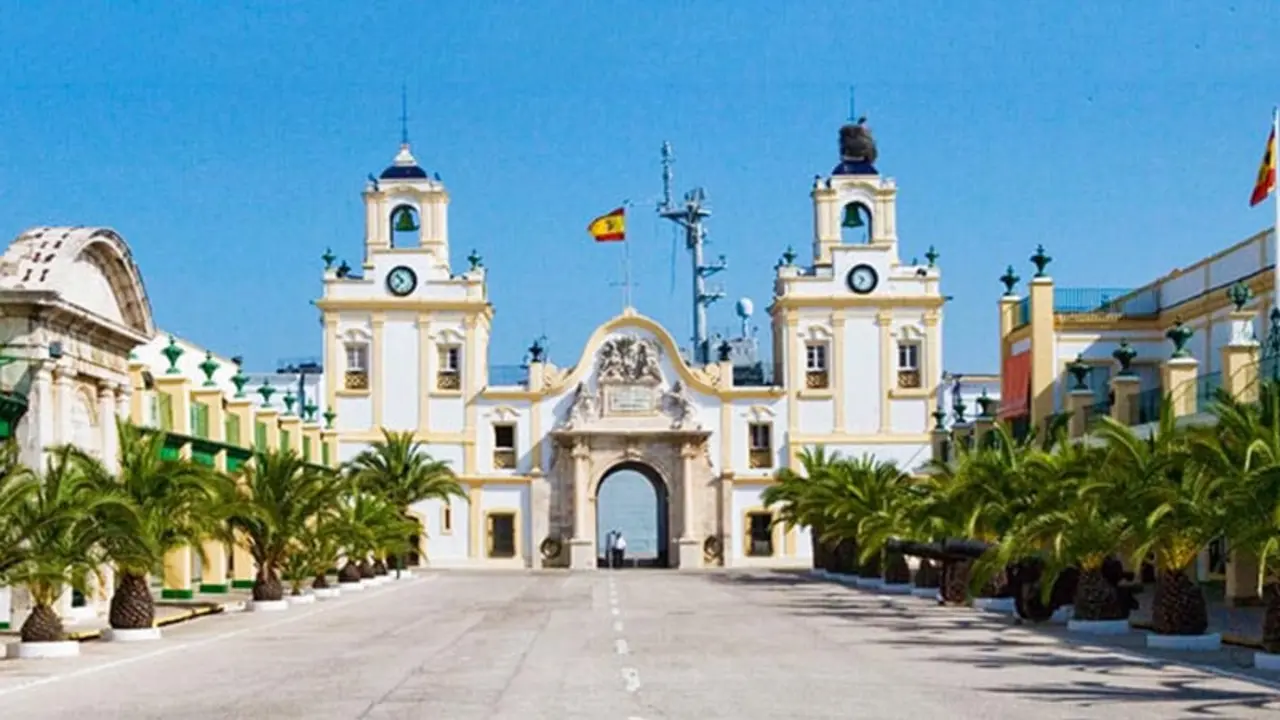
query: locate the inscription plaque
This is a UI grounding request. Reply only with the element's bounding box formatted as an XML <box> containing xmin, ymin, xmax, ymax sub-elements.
<box><xmin>606</xmin><ymin>385</ymin><xmax>656</xmax><ymax>415</ymax></box>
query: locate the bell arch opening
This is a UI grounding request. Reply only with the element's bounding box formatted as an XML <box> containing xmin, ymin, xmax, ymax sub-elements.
<box><xmin>840</xmin><ymin>201</ymin><xmax>872</xmax><ymax>244</ymax></box>
<box><xmin>596</xmin><ymin>461</ymin><xmax>670</xmax><ymax>569</ymax></box>
<box><xmin>389</xmin><ymin>204</ymin><xmax>420</xmax><ymax>248</ymax></box>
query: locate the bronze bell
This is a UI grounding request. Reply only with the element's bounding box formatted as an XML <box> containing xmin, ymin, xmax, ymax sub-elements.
<box><xmin>842</xmin><ymin>204</ymin><xmax>865</xmax><ymax>229</ymax></box>
<box><xmin>393</xmin><ymin>207</ymin><xmax>419</xmax><ymax>232</ymax></box>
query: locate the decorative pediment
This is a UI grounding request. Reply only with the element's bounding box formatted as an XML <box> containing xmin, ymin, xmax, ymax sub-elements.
<box><xmin>596</xmin><ymin>334</ymin><xmax>663</xmax><ymax>386</ymax></box>
<box><xmin>488</xmin><ymin>405</ymin><xmax>520</xmax><ymax>421</ymax></box>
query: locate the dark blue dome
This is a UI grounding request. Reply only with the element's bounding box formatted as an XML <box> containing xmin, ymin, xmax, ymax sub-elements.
<box><xmin>380</xmin><ymin>164</ymin><xmax>428</xmax><ymax>180</ymax></box>
<box><xmin>832</xmin><ymin>161</ymin><xmax>878</xmax><ymax>176</ymax></box>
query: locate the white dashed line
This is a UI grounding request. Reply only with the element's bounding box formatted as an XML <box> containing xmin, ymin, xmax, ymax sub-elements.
<box><xmin>621</xmin><ymin>667</ymin><xmax>642</xmax><ymax>693</ymax></box>
<box><xmin>615</xmin><ymin>638</ymin><xmax>630</xmax><ymax>655</ymax></box>
<box><xmin>610</xmin><ymin>606</ymin><xmax>620</xmax><ymax>616</ymax></box>
<box><xmin>612</xmin><ymin>620</ymin><xmax>624</xmax><ymax>633</ymax></box>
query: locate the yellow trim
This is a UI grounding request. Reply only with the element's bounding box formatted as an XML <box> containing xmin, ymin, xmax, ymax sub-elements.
<box><xmin>831</xmin><ymin>311</ymin><xmax>846</xmax><ymax>432</ymax></box>
<box><xmin>529</xmin><ymin>397</ymin><xmax>543</xmax><ymax>470</ymax></box>
<box><xmin>323</xmin><ymin>312</ymin><xmax>339</xmax><ymax>416</ymax></box>
<box><xmin>417</xmin><ymin>314</ymin><xmax>431</xmax><ymax>432</ymax></box>
<box><xmin>336</xmin><ymin>429</ymin><xmax>468</xmax><ymax>444</ymax></box>
<box><xmin>370</xmin><ymin>312</ymin><xmax>385</xmax><ymax>427</ymax></box>
<box><xmin>315</xmin><ymin>298</ymin><xmax>493</xmax><ymax>315</ymax></box>
<box><xmin>467</xmin><ymin>484</ymin><xmax>481</xmax><ymax>559</ymax></box>
<box><xmin>888</xmin><ymin>388</ymin><xmax>932</xmax><ymax>400</ymax></box>
<box><xmin>797</xmin><ymin>389</ymin><xmax>834</xmax><ymax>399</ymax></box>
<box><xmin>718</xmin><ymin>401</ymin><xmax>732</xmax><ymax>470</ymax></box>
<box><xmin>789</xmin><ymin>432</ymin><xmax>931</xmax><ymax>445</ymax></box>
<box><xmin>484</xmin><ymin>509</ymin><xmax>522</xmax><ymax>559</ymax></box>
<box><xmin>741</xmin><ymin>507</ymin><xmax>778</xmax><ymax>558</ymax></box>
<box><xmin>463</xmin><ymin>316</ymin><xmax>478</xmax><ymax>474</ymax></box>
<box><xmin>335</xmin><ymin>388</ymin><xmax>371</xmax><ymax>398</ymax></box>
<box><xmin>770</xmin><ymin>294</ymin><xmax>945</xmax><ymax>311</ymax></box>
<box><xmin>877</xmin><ymin>312</ymin><xmax>892</xmax><ymax>431</ymax></box>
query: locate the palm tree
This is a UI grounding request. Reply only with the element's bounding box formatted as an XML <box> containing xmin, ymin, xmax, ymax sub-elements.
<box><xmin>1</xmin><ymin>445</ymin><xmax>118</xmax><ymax>643</ymax></box>
<box><xmin>1097</xmin><ymin>400</ymin><xmax>1226</xmax><ymax>636</ymax></box>
<box><xmin>824</xmin><ymin>455</ymin><xmax>914</xmax><ymax>583</ymax></box>
<box><xmin>1195</xmin><ymin>380</ymin><xmax>1280</xmax><ymax>651</ymax></box>
<box><xmin>0</xmin><ymin>440</ymin><xmax>37</xmax><ymax>580</ymax></box>
<box><xmin>343</xmin><ymin>429</ymin><xmax>463</xmax><ymax>571</ymax></box>
<box><xmin>763</xmin><ymin>446</ymin><xmax>841</xmax><ymax>571</ymax></box>
<box><xmin>71</xmin><ymin>421</ymin><xmax>232</xmax><ymax>630</ymax></box>
<box><xmin>333</xmin><ymin>487</ymin><xmax>416</xmax><ymax>581</ymax></box>
<box><xmin>226</xmin><ymin>448</ymin><xmax>340</xmax><ymax>602</ymax></box>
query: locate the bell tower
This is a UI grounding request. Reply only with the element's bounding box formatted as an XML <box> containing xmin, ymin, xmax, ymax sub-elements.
<box><xmin>361</xmin><ymin>101</ymin><xmax>450</xmax><ymax>269</ymax></box>
<box><xmin>810</xmin><ymin>116</ymin><xmax>900</xmax><ymax>267</ymax></box>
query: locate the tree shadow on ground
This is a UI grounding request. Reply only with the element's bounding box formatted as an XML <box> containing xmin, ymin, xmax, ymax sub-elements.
<box><xmin>711</xmin><ymin>570</ymin><xmax>1280</xmax><ymax>716</ymax></box>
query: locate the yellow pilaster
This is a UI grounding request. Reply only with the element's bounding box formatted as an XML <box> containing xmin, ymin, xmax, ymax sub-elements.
<box><xmin>1110</xmin><ymin>374</ymin><xmax>1141</xmax><ymax>425</ymax></box>
<box><xmin>1161</xmin><ymin>356</ymin><xmax>1199</xmax><ymax>418</ymax></box>
<box><xmin>784</xmin><ymin>313</ymin><xmax>799</xmax><ymax>438</ymax></box>
<box><xmin>1221</xmin><ymin>310</ymin><xmax>1260</xmax><ymax>403</ymax></box>
<box><xmin>831</xmin><ymin>311</ymin><xmax>846</xmax><ymax>432</ymax></box>
<box><xmin>256</xmin><ymin>407</ymin><xmax>281</xmax><ymax>450</ymax></box>
<box><xmin>191</xmin><ymin>387</ymin><xmax>228</xmax><ymax>593</ymax></box>
<box><xmin>468</xmin><ymin>482</ymin><xmax>483</xmax><ymax>560</ymax></box>
<box><xmin>278</xmin><ymin>414</ymin><xmax>302</xmax><ymax>455</ymax></box>
<box><xmin>462</xmin><ymin>314</ymin><xmax>478</xmax><ymax>475</ymax></box>
<box><xmin>371</xmin><ymin>312</ymin><xmax>385</xmax><ymax>428</ymax></box>
<box><xmin>417</xmin><ymin>313</ymin><xmax>431</xmax><ymax>433</ymax></box>
<box><xmin>1066</xmin><ymin>388</ymin><xmax>1093</xmax><ymax>438</ymax></box>
<box><xmin>154</xmin><ymin>375</ymin><xmax>194</xmax><ymax>598</ymax></box>
<box><xmin>876</xmin><ymin>311</ymin><xmax>893</xmax><ymax>432</ymax></box>
<box><xmin>128</xmin><ymin>358</ymin><xmax>147</xmax><ymax>424</ymax></box>
<box><xmin>1028</xmin><ymin>276</ymin><xmax>1056</xmax><ymax>429</ymax></box>
<box><xmin>323</xmin><ymin>311</ymin><xmax>339</xmax><ymax>413</ymax></box>
<box><xmin>301</xmin><ymin>421</ymin><xmax>322</xmax><ymax>464</ymax></box>
<box><xmin>224</xmin><ymin>396</ymin><xmax>256</xmax><ymax>588</ymax></box>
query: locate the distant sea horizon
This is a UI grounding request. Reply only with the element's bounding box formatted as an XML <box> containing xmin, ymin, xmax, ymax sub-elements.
<box><xmin>597</xmin><ymin>470</ymin><xmax>661</xmax><ymax>557</ymax></box>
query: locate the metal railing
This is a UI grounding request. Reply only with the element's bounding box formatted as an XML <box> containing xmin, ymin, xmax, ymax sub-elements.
<box><xmin>1053</xmin><ymin>287</ymin><xmax>1159</xmax><ymax>316</ymax></box>
<box><xmin>1194</xmin><ymin>371</ymin><xmax>1223</xmax><ymax>413</ymax></box>
<box><xmin>1133</xmin><ymin>387</ymin><xmax>1163</xmax><ymax>425</ymax></box>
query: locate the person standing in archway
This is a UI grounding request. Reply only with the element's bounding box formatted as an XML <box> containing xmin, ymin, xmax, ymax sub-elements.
<box><xmin>613</xmin><ymin>532</ymin><xmax>627</xmax><ymax>568</ymax></box>
<box><xmin>604</xmin><ymin>530</ymin><xmax>616</xmax><ymax>568</ymax></box>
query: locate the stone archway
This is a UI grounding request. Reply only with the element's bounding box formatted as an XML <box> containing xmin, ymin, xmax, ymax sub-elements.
<box><xmin>595</xmin><ymin>461</ymin><xmax>670</xmax><ymax>569</ymax></box>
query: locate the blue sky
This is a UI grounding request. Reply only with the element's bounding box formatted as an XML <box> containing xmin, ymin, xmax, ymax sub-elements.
<box><xmin>1</xmin><ymin>2</ymin><xmax>1277</xmax><ymax>375</ymax></box>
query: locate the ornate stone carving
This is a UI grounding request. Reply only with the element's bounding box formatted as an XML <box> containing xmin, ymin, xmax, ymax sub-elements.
<box><xmin>663</xmin><ymin>381</ymin><xmax>700</xmax><ymax>430</ymax></box>
<box><xmin>564</xmin><ymin>382</ymin><xmax>599</xmax><ymax>429</ymax></box>
<box><xmin>597</xmin><ymin>334</ymin><xmax>662</xmax><ymax>385</ymax></box>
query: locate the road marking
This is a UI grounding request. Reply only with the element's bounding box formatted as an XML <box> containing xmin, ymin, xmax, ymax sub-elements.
<box><xmin>0</xmin><ymin>576</ymin><xmax>431</xmax><ymax>699</ymax></box>
<box><xmin>610</xmin><ymin>606</ymin><xmax>620</xmax><ymax>616</ymax></box>
<box><xmin>621</xmin><ymin>667</ymin><xmax>641</xmax><ymax>693</ymax></box>
<box><xmin>613</xmin><ymin>620</ymin><xmax>624</xmax><ymax>633</ymax></box>
<box><xmin>615</xmin><ymin>638</ymin><xmax>630</xmax><ymax>655</ymax></box>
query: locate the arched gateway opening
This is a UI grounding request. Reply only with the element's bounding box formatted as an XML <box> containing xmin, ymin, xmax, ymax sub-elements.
<box><xmin>596</xmin><ymin>462</ymin><xmax>670</xmax><ymax>568</ymax></box>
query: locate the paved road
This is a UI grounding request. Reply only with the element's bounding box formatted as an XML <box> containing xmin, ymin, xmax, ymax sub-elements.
<box><xmin>1</xmin><ymin>570</ymin><xmax>1278</xmax><ymax>719</ymax></box>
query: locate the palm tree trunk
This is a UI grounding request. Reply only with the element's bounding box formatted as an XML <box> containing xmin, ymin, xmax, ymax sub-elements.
<box><xmin>1262</xmin><ymin>582</ymin><xmax>1280</xmax><ymax>654</ymax></box>
<box><xmin>109</xmin><ymin>572</ymin><xmax>156</xmax><ymax>629</ymax></box>
<box><xmin>312</xmin><ymin>574</ymin><xmax>329</xmax><ymax>590</ymax></box>
<box><xmin>1072</xmin><ymin>567</ymin><xmax>1128</xmax><ymax>621</ymax></box>
<box><xmin>358</xmin><ymin>559</ymin><xmax>375</xmax><ymax>579</ymax></box>
<box><xmin>252</xmin><ymin>565</ymin><xmax>284</xmax><ymax>601</ymax></box>
<box><xmin>941</xmin><ymin>559</ymin><xmax>970</xmax><ymax>604</ymax></box>
<box><xmin>20</xmin><ymin>604</ymin><xmax>65</xmax><ymax>643</ymax></box>
<box><xmin>1151</xmin><ymin>568</ymin><xmax>1209</xmax><ymax>635</ymax></box>
<box><xmin>338</xmin><ymin>562</ymin><xmax>361</xmax><ymax>584</ymax></box>
<box><xmin>373</xmin><ymin>558</ymin><xmax>388</xmax><ymax>576</ymax></box>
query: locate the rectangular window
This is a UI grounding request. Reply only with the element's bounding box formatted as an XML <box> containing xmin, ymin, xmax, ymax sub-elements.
<box><xmin>804</xmin><ymin>342</ymin><xmax>829</xmax><ymax>389</ymax></box>
<box><xmin>225</xmin><ymin>414</ymin><xmax>242</xmax><ymax>447</ymax></box>
<box><xmin>157</xmin><ymin>393</ymin><xmax>174</xmax><ymax>431</ymax></box>
<box><xmin>897</xmin><ymin>342</ymin><xmax>922</xmax><ymax>389</ymax></box>
<box><xmin>748</xmin><ymin>422</ymin><xmax>772</xmax><ymax>469</ymax></box>
<box><xmin>280</xmin><ymin>429</ymin><xmax>291</xmax><ymax>453</ymax></box>
<box><xmin>437</xmin><ymin>346</ymin><xmax>462</xmax><ymax>391</ymax></box>
<box><xmin>441</xmin><ymin>505</ymin><xmax>453</xmax><ymax>534</ymax></box>
<box><xmin>344</xmin><ymin>342</ymin><xmax>370</xmax><ymax>391</ymax></box>
<box><xmin>492</xmin><ymin>423</ymin><xmax>516</xmax><ymax>470</ymax></box>
<box><xmin>302</xmin><ymin>435</ymin><xmax>312</xmax><ymax>462</ymax></box>
<box><xmin>487</xmin><ymin>512</ymin><xmax>516</xmax><ymax>559</ymax></box>
<box><xmin>321</xmin><ymin>442</ymin><xmax>330</xmax><ymax>467</ymax></box>
<box><xmin>746</xmin><ymin>512</ymin><xmax>774</xmax><ymax>557</ymax></box>
<box><xmin>255</xmin><ymin>421</ymin><xmax>268</xmax><ymax>450</ymax></box>
<box><xmin>190</xmin><ymin>402</ymin><xmax>209</xmax><ymax>439</ymax></box>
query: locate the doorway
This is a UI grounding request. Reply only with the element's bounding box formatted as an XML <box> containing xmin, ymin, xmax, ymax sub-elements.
<box><xmin>596</xmin><ymin>461</ymin><xmax>670</xmax><ymax>568</ymax></box>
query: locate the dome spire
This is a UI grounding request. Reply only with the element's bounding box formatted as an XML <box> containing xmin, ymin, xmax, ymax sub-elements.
<box><xmin>399</xmin><ymin>83</ymin><xmax>410</xmax><ymax>147</ymax></box>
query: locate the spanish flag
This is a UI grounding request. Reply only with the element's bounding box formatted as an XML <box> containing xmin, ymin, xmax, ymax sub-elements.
<box><xmin>1251</xmin><ymin>124</ymin><xmax>1276</xmax><ymax>206</ymax></box>
<box><xmin>588</xmin><ymin>207</ymin><xmax>626</xmax><ymax>242</ymax></box>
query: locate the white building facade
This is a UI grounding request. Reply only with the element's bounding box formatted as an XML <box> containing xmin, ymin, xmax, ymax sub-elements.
<box><xmin>318</xmin><ymin>123</ymin><xmax>946</xmax><ymax>570</ymax></box>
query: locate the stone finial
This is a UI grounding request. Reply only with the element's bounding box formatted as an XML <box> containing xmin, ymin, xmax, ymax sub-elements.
<box><xmin>162</xmin><ymin>336</ymin><xmax>184</xmax><ymax>375</ymax></box>
<box><xmin>999</xmin><ymin>265</ymin><xmax>1020</xmax><ymax>296</ymax></box>
<box><xmin>1030</xmin><ymin>244</ymin><xmax>1052</xmax><ymax>277</ymax></box>
<box><xmin>198</xmin><ymin>351</ymin><xmax>219</xmax><ymax>387</ymax></box>
<box><xmin>1166</xmin><ymin>320</ymin><xmax>1194</xmax><ymax>359</ymax></box>
<box><xmin>1067</xmin><ymin>354</ymin><xmax>1091</xmax><ymax>390</ymax></box>
<box><xmin>1112</xmin><ymin>339</ymin><xmax>1137</xmax><ymax>375</ymax></box>
<box><xmin>258</xmin><ymin>381</ymin><xmax>275</xmax><ymax>407</ymax></box>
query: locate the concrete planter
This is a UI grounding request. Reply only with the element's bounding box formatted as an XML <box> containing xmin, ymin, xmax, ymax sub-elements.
<box><xmin>973</xmin><ymin>597</ymin><xmax>1016</xmax><ymax>614</ymax></box>
<box><xmin>832</xmin><ymin>574</ymin><xmax>859</xmax><ymax>586</ymax></box>
<box><xmin>394</xmin><ymin>570</ymin><xmax>414</xmax><ymax>580</ymax></box>
<box><xmin>104</xmin><ymin>627</ymin><xmax>162</xmax><ymax>642</ymax></box>
<box><xmin>910</xmin><ymin>587</ymin><xmax>940</xmax><ymax>599</ymax></box>
<box><xmin>313</xmin><ymin>587</ymin><xmax>341</xmax><ymax>600</ymax></box>
<box><xmin>808</xmin><ymin>569</ymin><xmax>828</xmax><ymax>579</ymax></box>
<box><xmin>1049</xmin><ymin>605</ymin><xmax>1074</xmax><ymax>624</ymax></box>
<box><xmin>286</xmin><ymin>594</ymin><xmax>316</xmax><ymax>605</ymax></box>
<box><xmin>248</xmin><ymin>600</ymin><xmax>289</xmax><ymax>612</ymax></box>
<box><xmin>8</xmin><ymin>640</ymin><xmax>80</xmax><ymax>659</ymax></box>
<box><xmin>1254</xmin><ymin>652</ymin><xmax>1280</xmax><ymax>671</ymax></box>
<box><xmin>62</xmin><ymin>605</ymin><xmax>98</xmax><ymax>624</ymax></box>
<box><xmin>1146</xmin><ymin>632</ymin><xmax>1222</xmax><ymax>651</ymax></box>
<box><xmin>880</xmin><ymin>583</ymin><xmax>913</xmax><ymax>595</ymax></box>
<box><xmin>340</xmin><ymin>581</ymin><xmax>365</xmax><ymax>592</ymax></box>
<box><xmin>1067</xmin><ymin>618</ymin><xmax>1131</xmax><ymax>635</ymax></box>
<box><xmin>854</xmin><ymin>577</ymin><xmax>883</xmax><ymax>590</ymax></box>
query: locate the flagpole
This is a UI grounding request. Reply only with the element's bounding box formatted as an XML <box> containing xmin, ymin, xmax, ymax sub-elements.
<box><xmin>1273</xmin><ymin>106</ymin><xmax>1279</xmax><ymax>319</ymax></box>
<box><xmin>623</xmin><ymin>200</ymin><xmax>633</xmax><ymax>310</ymax></box>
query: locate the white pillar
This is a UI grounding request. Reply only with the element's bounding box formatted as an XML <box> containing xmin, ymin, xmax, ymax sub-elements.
<box><xmin>98</xmin><ymin>382</ymin><xmax>119</xmax><ymax>471</ymax></box>
<box><xmin>23</xmin><ymin>360</ymin><xmax>55</xmax><ymax>470</ymax></box>
<box><xmin>117</xmin><ymin>383</ymin><xmax>132</xmax><ymax>420</ymax></box>
<box><xmin>53</xmin><ymin>362</ymin><xmax>74</xmax><ymax>446</ymax></box>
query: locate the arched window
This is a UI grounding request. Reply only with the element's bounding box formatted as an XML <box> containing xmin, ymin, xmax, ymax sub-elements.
<box><xmin>389</xmin><ymin>204</ymin><xmax>420</xmax><ymax>248</ymax></box>
<box><xmin>840</xmin><ymin>202</ymin><xmax>872</xmax><ymax>244</ymax></box>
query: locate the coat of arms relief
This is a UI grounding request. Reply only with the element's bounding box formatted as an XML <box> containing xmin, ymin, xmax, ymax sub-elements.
<box><xmin>561</xmin><ymin>333</ymin><xmax>701</xmax><ymax>430</ymax></box>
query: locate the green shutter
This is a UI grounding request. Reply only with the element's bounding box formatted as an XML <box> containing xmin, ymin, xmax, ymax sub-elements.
<box><xmin>255</xmin><ymin>421</ymin><xmax>267</xmax><ymax>450</ymax></box>
<box><xmin>225</xmin><ymin>414</ymin><xmax>242</xmax><ymax>447</ymax></box>
<box><xmin>302</xmin><ymin>435</ymin><xmax>312</xmax><ymax>462</ymax></box>
<box><xmin>321</xmin><ymin>441</ymin><xmax>330</xmax><ymax>466</ymax></box>
<box><xmin>160</xmin><ymin>434</ymin><xmax>184</xmax><ymax>461</ymax></box>
<box><xmin>280</xmin><ymin>430</ymin><xmax>291</xmax><ymax>453</ymax></box>
<box><xmin>191</xmin><ymin>441</ymin><xmax>216</xmax><ymax>467</ymax></box>
<box><xmin>226</xmin><ymin>448</ymin><xmax>251</xmax><ymax>474</ymax></box>
<box><xmin>157</xmin><ymin>394</ymin><xmax>174</xmax><ymax>431</ymax></box>
<box><xmin>190</xmin><ymin>402</ymin><xmax>210</xmax><ymax>439</ymax></box>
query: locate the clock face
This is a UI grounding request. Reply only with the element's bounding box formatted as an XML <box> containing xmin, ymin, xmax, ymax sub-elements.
<box><xmin>386</xmin><ymin>266</ymin><xmax>417</xmax><ymax>296</ymax></box>
<box><xmin>846</xmin><ymin>264</ymin><xmax>878</xmax><ymax>294</ymax></box>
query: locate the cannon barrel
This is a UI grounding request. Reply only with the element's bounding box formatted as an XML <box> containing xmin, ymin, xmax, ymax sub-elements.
<box><xmin>941</xmin><ymin>538</ymin><xmax>993</xmax><ymax>559</ymax></box>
